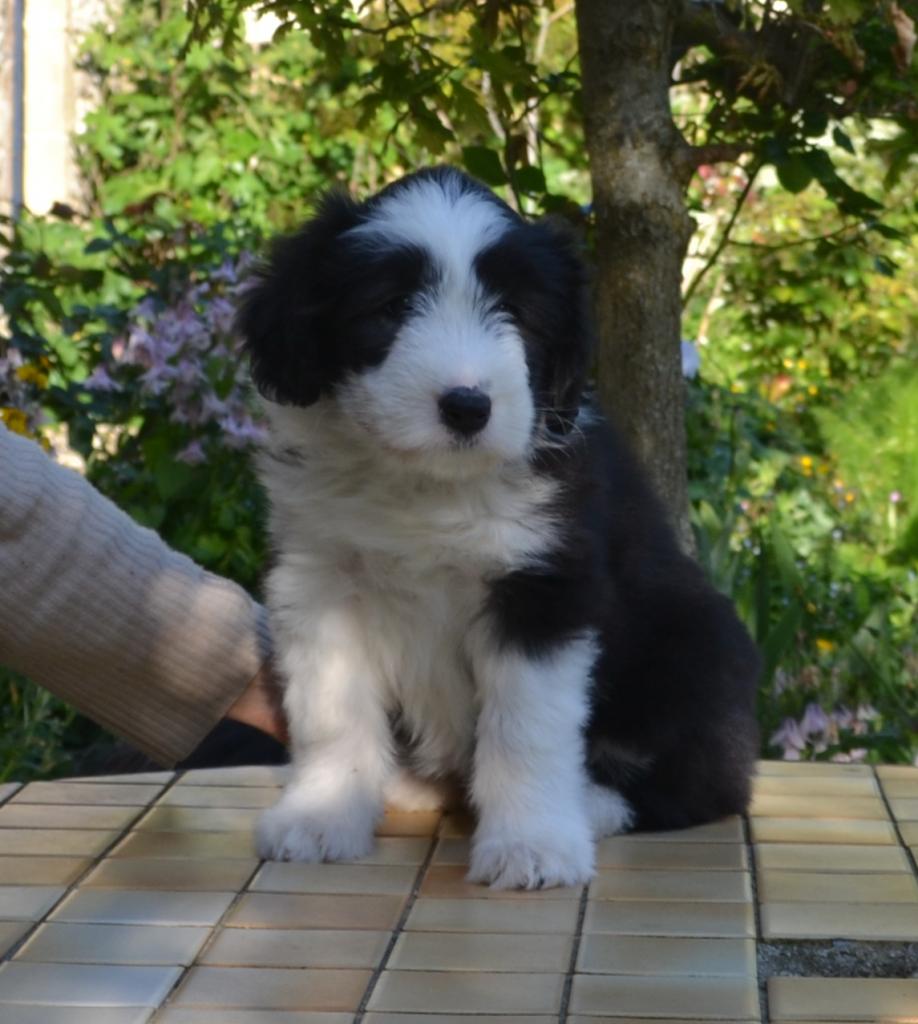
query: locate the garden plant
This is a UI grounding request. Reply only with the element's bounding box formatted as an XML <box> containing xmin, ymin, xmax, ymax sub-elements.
<box><xmin>0</xmin><ymin>0</ymin><xmax>915</xmax><ymax>779</ymax></box>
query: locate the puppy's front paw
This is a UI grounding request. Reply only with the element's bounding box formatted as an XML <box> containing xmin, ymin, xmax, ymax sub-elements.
<box><xmin>256</xmin><ymin>801</ymin><xmax>376</xmax><ymax>863</ymax></box>
<box><xmin>468</xmin><ymin>829</ymin><xmax>595</xmax><ymax>890</ymax></box>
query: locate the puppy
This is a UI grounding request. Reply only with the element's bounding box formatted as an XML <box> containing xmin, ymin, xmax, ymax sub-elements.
<box><xmin>239</xmin><ymin>167</ymin><xmax>759</xmax><ymax>889</ymax></box>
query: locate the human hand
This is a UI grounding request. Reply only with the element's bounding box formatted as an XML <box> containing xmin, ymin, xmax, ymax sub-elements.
<box><xmin>225</xmin><ymin>664</ymin><xmax>288</xmax><ymax>745</ymax></box>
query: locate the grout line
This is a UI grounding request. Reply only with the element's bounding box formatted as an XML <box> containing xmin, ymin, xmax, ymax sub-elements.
<box><xmin>873</xmin><ymin>764</ymin><xmax>918</xmax><ymax>882</ymax></box>
<box><xmin>353</xmin><ymin>820</ymin><xmax>443</xmax><ymax>1023</ymax></box>
<box><xmin>557</xmin><ymin>881</ymin><xmax>589</xmax><ymax>1024</ymax></box>
<box><xmin>151</xmin><ymin>834</ymin><xmax>267</xmax><ymax>1020</ymax></box>
<box><xmin>743</xmin><ymin>812</ymin><xmax>770</xmax><ymax>1024</ymax></box>
<box><xmin>0</xmin><ymin>769</ymin><xmax>185</xmax><ymax>963</ymax></box>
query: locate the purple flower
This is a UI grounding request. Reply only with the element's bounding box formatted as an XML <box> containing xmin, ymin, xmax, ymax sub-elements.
<box><xmin>770</xmin><ymin>718</ymin><xmax>807</xmax><ymax>760</ymax></box>
<box><xmin>176</xmin><ymin>440</ymin><xmax>206</xmax><ymax>465</ymax></box>
<box><xmin>800</xmin><ymin>703</ymin><xmax>830</xmax><ymax>738</ymax></box>
<box><xmin>83</xmin><ymin>366</ymin><xmax>120</xmax><ymax>392</ymax></box>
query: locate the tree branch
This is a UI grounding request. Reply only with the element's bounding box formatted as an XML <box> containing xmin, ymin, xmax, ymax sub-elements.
<box><xmin>682</xmin><ymin>158</ymin><xmax>761</xmax><ymax>307</ymax></box>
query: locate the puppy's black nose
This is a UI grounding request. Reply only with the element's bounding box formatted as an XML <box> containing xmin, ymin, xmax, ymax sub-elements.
<box><xmin>438</xmin><ymin>387</ymin><xmax>491</xmax><ymax>437</ymax></box>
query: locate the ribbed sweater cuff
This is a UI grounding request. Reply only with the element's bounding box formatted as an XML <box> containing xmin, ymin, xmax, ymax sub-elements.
<box><xmin>0</xmin><ymin>425</ymin><xmax>273</xmax><ymax>766</ymax></box>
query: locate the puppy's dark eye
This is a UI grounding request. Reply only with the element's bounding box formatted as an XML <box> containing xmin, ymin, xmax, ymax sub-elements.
<box><xmin>381</xmin><ymin>294</ymin><xmax>414</xmax><ymax>319</ymax></box>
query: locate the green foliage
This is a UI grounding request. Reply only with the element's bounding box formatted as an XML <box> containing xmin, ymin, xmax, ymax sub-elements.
<box><xmin>2</xmin><ymin>0</ymin><xmax>917</xmax><ymax>777</ymax></box>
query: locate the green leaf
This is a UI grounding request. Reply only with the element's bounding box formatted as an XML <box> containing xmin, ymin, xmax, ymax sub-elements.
<box><xmin>802</xmin><ymin>111</ymin><xmax>829</xmax><ymax>138</ymax></box>
<box><xmin>84</xmin><ymin>238</ymin><xmax>113</xmax><ymax>255</ymax></box>
<box><xmin>776</xmin><ymin>155</ymin><xmax>814</xmax><ymax>194</ymax></box>
<box><xmin>512</xmin><ymin>165</ymin><xmax>546</xmax><ymax>194</ymax></box>
<box><xmin>461</xmin><ymin>146</ymin><xmax>507</xmax><ymax>186</ymax></box>
<box><xmin>833</xmin><ymin>126</ymin><xmax>856</xmax><ymax>155</ymax></box>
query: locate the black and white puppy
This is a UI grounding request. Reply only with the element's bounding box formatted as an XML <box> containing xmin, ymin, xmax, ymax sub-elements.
<box><xmin>239</xmin><ymin>167</ymin><xmax>759</xmax><ymax>889</ymax></box>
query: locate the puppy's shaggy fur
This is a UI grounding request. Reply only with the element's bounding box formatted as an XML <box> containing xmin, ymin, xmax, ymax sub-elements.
<box><xmin>239</xmin><ymin>167</ymin><xmax>759</xmax><ymax>889</ymax></box>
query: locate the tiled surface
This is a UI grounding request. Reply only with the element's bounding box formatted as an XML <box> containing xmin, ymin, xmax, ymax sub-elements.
<box><xmin>0</xmin><ymin>761</ymin><xmax>916</xmax><ymax>1022</ymax></box>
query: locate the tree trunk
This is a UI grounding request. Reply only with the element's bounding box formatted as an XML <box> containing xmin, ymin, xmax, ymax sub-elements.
<box><xmin>575</xmin><ymin>0</ymin><xmax>695</xmax><ymax>551</ymax></box>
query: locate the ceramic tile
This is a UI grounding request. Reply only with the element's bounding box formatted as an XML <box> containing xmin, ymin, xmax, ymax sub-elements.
<box><xmin>111</xmin><ymin>830</ymin><xmax>256</xmax><ymax>860</ymax></box>
<box><xmin>376</xmin><ymin>812</ymin><xmax>441</xmax><ymax>837</ymax></box>
<box><xmin>157</xmin><ymin>786</ymin><xmax>277</xmax><ymax>809</ymax></box>
<box><xmin>0</xmin><ymin>856</ymin><xmax>90</xmax><ymax>886</ymax></box>
<box><xmin>0</xmin><ymin>920</ymin><xmax>30</xmax><ymax>957</ymax></box>
<box><xmin>366</xmin><ymin>970</ymin><xmax>564</xmax><ymax>1014</ymax></box>
<box><xmin>353</xmin><ymin>838</ymin><xmax>431</xmax><ymax>864</ymax></box>
<box><xmin>0</xmin><ymin>829</ymin><xmax>118</xmax><ymax>857</ymax></box>
<box><xmin>879</xmin><ymin>778</ymin><xmax>918</xmax><ymax>797</ymax></box>
<box><xmin>157</xmin><ymin>1014</ymin><xmax>351</xmax><ymax>1024</ymax></box>
<box><xmin>0</xmin><ymin>1008</ymin><xmax>153</xmax><ymax>1023</ymax></box>
<box><xmin>251</xmin><ymin>862</ymin><xmax>416</xmax><ymax>896</ymax></box>
<box><xmin>595</xmin><ymin>839</ymin><xmax>747</xmax><ymax>871</ymax></box>
<box><xmin>405</xmin><ymin>896</ymin><xmax>580</xmax><ymax>933</ymax></box>
<box><xmin>0</xmin><ymin>785</ymin><xmax>21</xmax><ymax>806</ymax></box>
<box><xmin>754</xmin><ymin>842</ymin><xmax>910</xmax><ymax>873</ymax></box>
<box><xmin>364</xmin><ymin>1015</ymin><xmax>557</xmax><ymax>1024</ymax></box>
<box><xmin>758</xmin><ymin>869</ymin><xmax>918</xmax><ymax>903</ymax></box>
<box><xmin>583</xmin><ymin>900</ymin><xmax>754</xmax><ymax>938</ymax></box>
<box><xmin>68</xmin><ymin>772</ymin><xmax>174</xmax><ymax>785</ymax></box>
<box><xmin>889</xmin><ymin>797</ymin><xmax>918</xmax><ymax>820</ymax></box>
<box><xmin>749</xmin><ymin>793</ymin><xmax>888</xmax><ymax>820</ymax></box>
<box><xmin>576</xmin><ymin>934</ymin><xmax>755</xmax><ymax>977</ymax></box>
<box><xmin>432</xmin><ymin>838</ymin><xmax>470</xmax><ymax>864</ymax></box>
<box><xmin>134</xmin><ymin>807</ymin><xmax>260</xmax><ymax>833</ymax></box>
<box><xmin>84</xmin><ymin>857</ymin><xmax>257</xmax><ymax>891</ymax></box>
<box><xmin>876</xmin><ymin>764</ymin><xmax>918</xmax><ymax>780</ymax></box>
<box><xmin>15</xmin><ymin>922</ymin><xmax>209</xmax><ymax>965</ymax></box>
<box><xmin>364</xmin><ymin>1016</ymin><xmax>555</xmax><ymax>1024</ymax></box>
<box><xmin>227</xmin><ymin>892</ymin><xmax>405</xmax><ymax>931</ymax></box>
<box><xmin>156</xmin><ymin>1014</ymin><xmax>352</xmax><ymax>1024</ymax></box>
<box><xmin>755</xmin><ymin>760</ymin><xmax>871</xmax><ymax>777</ymax></box>
<box><xmin>752</xmin><ymin>774</ymin><xmax>879</xmax><ymax>797</ymax></box>
<box><xmin>567</xmin><ymin>1019</ymin><xmax>746</xmax><ymax>1024</ymax></box>
<box><xmin>751</xmin><ymin>816</ymin><xmax>896</xmax><ymax>844</ymax></box>
<box><xmin>172</xmin><ymin>966</ymin><xmax>370</xmax><ymax>1011</ymax></box>
<box><xmin>0</xmin><ymin>886</ymin><xmax>64</xmax><ymax>921</ymax></box>
<box><xmin>569</xmin><ymin>974</ymin><xmax>759</xmax><ymax>1019</ymax></box>
<box><xmin>201</xmin><ymin>927</ymin><xmax>390</xmax><ymax>968</ymax></box>
<box><xmin>11</xmin><ymin>783</ymin><xmax>163</xmax><ymax>807</ymax></box>
<box><xmin>761</xmin><ymin>900</ymin><xmax>918</xmax><ymax>940</ymax></box>
<box><xmin>629</xmin><ymin>818</ymin><xmax>744</xmax><ymax>843</ymax></box>
<box><xmin>177</xmin><ymin>766</ymin><xmax>290</xmax><ymax>787</ymax></box>
<box><xmin>0</xmin><ymin>961</ymin><xmax>181</xmax><ymax>1006</ymax></box>
<box><xmin>0</xmin><ymin>804</ymin><xmax>138</xmax><ymax>831</ymax></box>
<box><xmin>768</xmin><ymin>976</ymin><xmax>918</xmax><ymax>1020</ymax></box>
<box><xmin>51</xmin><ymin>890</ymin><xmax>235</xmax><ymax>927</ymax></box>
<box><xmin>420</xmin><ymin>865</ymin><xmax>581</xmax><ymax>899</ymax></box>
<box><xmin>388</xmin><ymin>931</ymin><xmax>572</xmax><ymax>972</ymax></box>
<box><xmin>591</xmin><ymin>869</ymin><xmax>750</xmax><ymax>902</ymax></box>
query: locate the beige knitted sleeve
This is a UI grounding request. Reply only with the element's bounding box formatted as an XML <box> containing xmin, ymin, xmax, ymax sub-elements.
<box><xmin>0</xmin><ymin>425</ymin><xmax>273</xmax><ymax>766</ymax></box>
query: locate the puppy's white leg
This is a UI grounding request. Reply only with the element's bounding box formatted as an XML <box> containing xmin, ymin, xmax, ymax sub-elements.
<box><xmin>585</xmin><ymin>781</ymin><xmax>635</xmax><ymax>838</ymax></box>
<box><xmin>258</xmin><ymin>582</ymin><xmax>393</xmax><ymax>863</ymax></box>
<box><xmin>467</xmin><ymin>631</ymin><xmax>597</xmax><ymax>890</ymax></box>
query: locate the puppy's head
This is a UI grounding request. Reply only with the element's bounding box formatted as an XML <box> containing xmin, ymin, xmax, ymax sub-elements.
<box><xmin>239</xmin><ymin>167</ymin><xmax>593</xmax><ymax>474</ymax></box>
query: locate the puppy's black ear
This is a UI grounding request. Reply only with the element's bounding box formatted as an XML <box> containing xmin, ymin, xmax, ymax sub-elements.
<box><xmin>540</xmin><ymin>220</ymin><xmax>595</xmax><ymax>435</ymax></box>
<box><xmin>236</xmin><ymin>192</ymin><xmax>362</xmax><ymax>406</ymax></box>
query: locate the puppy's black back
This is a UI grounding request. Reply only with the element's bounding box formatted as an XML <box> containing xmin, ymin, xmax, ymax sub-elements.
<box><xmin>488</xmin><ymin>409</ymin><xmax>760</xmax><ymax>831</ymax></box>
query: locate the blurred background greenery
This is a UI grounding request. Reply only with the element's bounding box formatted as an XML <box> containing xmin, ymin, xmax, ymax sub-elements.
<box><xmin>1</xmin><ymin>0</ymin><xmax>915</xmax><ymax>779</ymax></box>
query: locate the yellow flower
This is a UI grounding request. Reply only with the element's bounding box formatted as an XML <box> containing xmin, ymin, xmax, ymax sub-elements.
<box><xmin>845</xmin><ymin>491</ymin><xmax>856</xmax><ymax>504</ymax></box>
<box><xmin>1</xmin><ymin>407</ymin><xmax>30</xmax><ymax>435</ymax></box>
<box><xmin>797</xmin><ymin>359</ymin><xmax>808</xmax><ymax>370</ymax></box>
<box><xmin>807</xmin><ymin>385</ymin><xmax>818</xmax><ymax>396</ymax></box>
<box><xmin>800</xmin><ymin>456</ymin><xmax>813</xmax><ymax>468</ymax></box>
<box><xmin>782</xmin><ymin>358</ymin><xmax>794</xmax><ymax>369</ymax></box>
<box><xmin>730</xmin><ymin>382</ymin><xmax>745</xmax><ymax>394</ymax></box>
<box><xmin>15</xmin><ymin>364</ymin><xmax>49</xmax><ymax>388</ymax></box>
<box><xmin>816</xmin><ymin>638</ymin><xmax>835</xmax><ymax>654</ymax></box>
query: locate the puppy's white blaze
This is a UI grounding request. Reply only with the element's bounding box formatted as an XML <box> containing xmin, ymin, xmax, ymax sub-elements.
<box><xmin>351</xmin><ymin>175</ymin><xmax>511</xmax><ymax>281</ymax></box>
<box><xmin>339</xmin><ymin>300</ymin><xmax>535</xmax><ymax>465</ymax></box>
<box><xmin>467</xmin><ymin>631</ymin><xmax>598</xmax><ymax>889</ymax></box>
